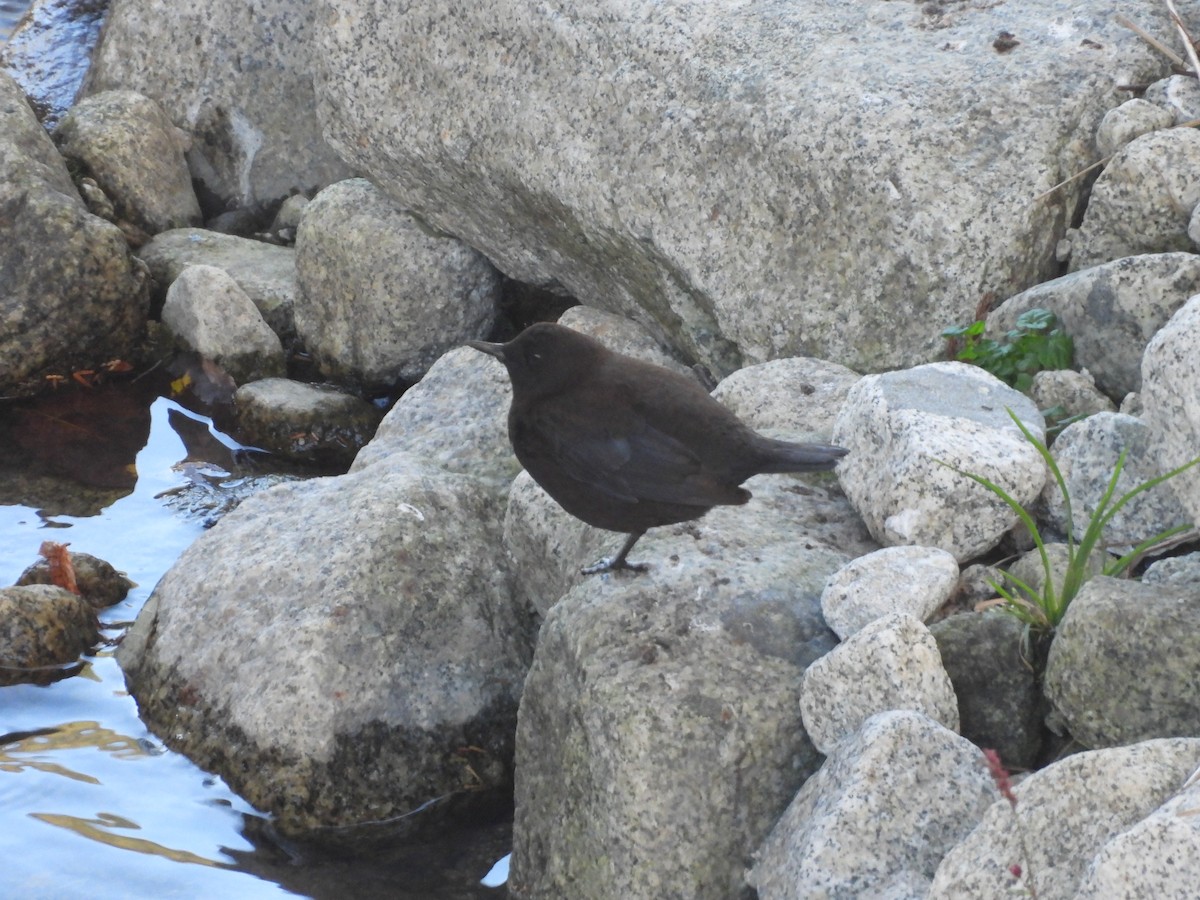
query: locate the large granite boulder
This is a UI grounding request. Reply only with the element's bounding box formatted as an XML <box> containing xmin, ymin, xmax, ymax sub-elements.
<box><xmin>83</xmin><ymin>0</ymin><xmax>351</xmax><ymax>207</ymax></box>
<box><xmin>0</xmin><ymin>71</ymin><xmax>150</xmax><ymax>398</ymax></box>
<box><xmin>314</xmin><ymin>1</ymin><xmax>1175</xmax><ymax>376</ymax></box>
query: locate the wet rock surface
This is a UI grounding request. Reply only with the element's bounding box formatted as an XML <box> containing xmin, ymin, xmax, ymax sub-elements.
<box><xmin>0</xmin><ymin>584</ymin><xmax>99</xmax><ymax>686</ymax></box>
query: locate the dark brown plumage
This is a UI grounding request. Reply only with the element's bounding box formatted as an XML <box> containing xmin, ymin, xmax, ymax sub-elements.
<box><xmin>469</xmin><ymin>323</ymin><xmax>848</xmax><ymax>574</ymax></box>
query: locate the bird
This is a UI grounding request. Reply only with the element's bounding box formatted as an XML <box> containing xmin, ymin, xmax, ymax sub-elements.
<box><xmin>468</xmin><ymin>322</ymin><xmax>848</xmax><ymax>574</ymax></box>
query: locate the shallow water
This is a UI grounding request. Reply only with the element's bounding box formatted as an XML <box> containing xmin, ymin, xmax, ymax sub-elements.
<box><xmin>0</xmin><ymin>391</ymin><xmax>511</xmax><ymax>897</ymax></box>
<box><xmin>0</xmin><ymin>0</ymin><xmax>107</xmax><ymax>127</ymax></box>
<box><xmin>0</xmin><ymin>0</ymin><xmax>27</xmax><ymax>40</ymax></box>
<box><xmin>3</xmin><ymin>1</ymin><xmax>511</xmax><ymax>891</ymax></box>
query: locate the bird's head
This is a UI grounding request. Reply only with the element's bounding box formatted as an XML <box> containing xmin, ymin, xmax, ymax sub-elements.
<box><xmin>468</xmin><ymin>323</ymin><xmax>607</xmax><ymax>401</ymax></box>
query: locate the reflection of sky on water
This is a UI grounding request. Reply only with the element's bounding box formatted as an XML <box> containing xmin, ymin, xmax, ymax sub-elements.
<box><xmin>1</xmin><ymin>398</ymin><xmax>206</xmax><ymax>586</ymax></box>
<box><xmin>0</xmin><ymin>0</ymin><xmax>29</xmax><ymax>41</ymax></box>
<box><xmin>0</xmin><ymin>399</ymin><xmax>293</xmax><ymax>898</ymax></box>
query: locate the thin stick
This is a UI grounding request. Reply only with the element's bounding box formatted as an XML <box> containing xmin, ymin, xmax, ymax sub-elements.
<box><xmin>1117</xmin><ymin>14</ymin><xmax>1188</xmax><ymax>67</ymax></box>
<box><xmin>1033</xmin><ymin>117</ymin><xmax>1200</xmax><ymax>202</ymax></box>
<box><xmin>1031</xmin><ymin>157</ymin><xmax>1110</xmax><ymax>202</ymax></box>
<box><xmin>1165</xmin><ymin>0</ymin><xmax>1200</xmax><ymax>78</ymax></box>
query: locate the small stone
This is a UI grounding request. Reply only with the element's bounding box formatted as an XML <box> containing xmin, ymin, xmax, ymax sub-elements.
<box><xmin>162</xmin><ymin>264</ymin><xmax>286</xmax><ymax>384</ymax></box>
<box><xmin>234</xmin><ymin>378</ymin><xmax>383</xmax><ymax>467</ymax></box>
<box><xmin>16</xmin><ymin>551</ymin><xmax>134</xmax><ymax>609</ymax></box>
<box><xmin>0</xmin><ymin>585</ymin><xmax>99</xmax><ymax>686</ymax></box>
<box><xmin>1095</xmin><ymin>98</ymin><xmax>1174</xmax><ymax>157</ymax></box>
<box><xmin>800</xmin><ymin>612</ymin><xmax>959</xmax><ymax>754</ymax></box>
<box><xmin>1029</xmin><ymin>369</ymin><xmax>1115</xmax><ymax>419</ymax></box>
<box><xmin>820</xmin><ymin>545</ymin><xmax>960</xmax><ymax>639</ymax></box>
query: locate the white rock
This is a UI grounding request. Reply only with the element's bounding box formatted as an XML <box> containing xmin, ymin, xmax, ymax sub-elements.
<box><xmin>1071</xmin><ymin>130</ymin><xmax>1200</xmax><ymax>271</ymax></box>
<box><xmin>831</xmin><ymin>362</ymin><xmax>1045</xmax><ymax>561</ymax></box>
<box><xmin>930</xmin><ymin>739</ymin><xmax>1200</xmax><ymax>899</ymax></box>
<box><xmin>751</xmin><ymin>710</ymin><xmax>995</xmax><ymax>900</ymax></box>
<box><xmin>987</xmin><ymin>252</ymin><xmax>1200</xmax><ymax>400</ymax></box>
<box><xmin>314</xmin><ymin>0</ymin><xmax>1174</xmax><ymax>377</ymax></box>
<box><xmin>1095</xmin><ymin>98</ymin><xmax>1174</xmax><ymax>157</ymax></box>
<box><xmin>820</xmin><ymin>545</ymin><xmax>960</xmax><ymax>639</ymax></box>
<box><xmin>1141</xmin><ymin>294</ymin><xmax>1200</xmax><ymax>526</ymax></box>
<box><xmin>294</xmin><ymin>178</ymin><xmax>501</xmax><ymax>388</ymax></box>
<box><xmin>800</xmin><ymin>612</ymin><xmax>959</xmax><ymax>754</ymax></box>
<box><xmin>1042</xmin><ymin>412</ymin><xmax>1189</xmax><ymax>549</ymax></box>
<box><xmin>1075</xmin><ymin>764</ymin><xmax>1200</xmax><ymax>900</ymax></box>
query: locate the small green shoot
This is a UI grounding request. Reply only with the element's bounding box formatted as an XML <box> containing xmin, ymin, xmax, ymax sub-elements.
<box><xmin>941</xmin><ymin>308</ymin><xmax>1074</xmax><ymax>392</ymax></box>
<box><xmin>944</xmin><ymin>408</ymin><xmax>1200</xmax><ymax>634</ymax></box>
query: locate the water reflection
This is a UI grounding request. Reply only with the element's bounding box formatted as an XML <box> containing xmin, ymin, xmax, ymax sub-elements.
<box><xmin>0</xmin><ymin>392</ymin><xmax>511</xmax><ymax>897</ymax></box>
<box><xmin>2</xmin><ymin>720</ymin><xmax>147</xmax><ymax>775</ymax></box>
<box><xmin>0</xmin><ymin>0</ymin><xmax>108</xmax><ymax>127</ymax></box>
<box><xmin>33</xmin><ymin>811</ymin><xmax>230</xmax><ymax>868</ymax></box>
<box><xmin>1</xmin><ymin>383</ymin><xmax>152</xmax><ymax>502</ymax></box>
<box><xmin>0</xmin><ymin>0</ymin><xmax>30</xmax><ymax>41</ymax></box>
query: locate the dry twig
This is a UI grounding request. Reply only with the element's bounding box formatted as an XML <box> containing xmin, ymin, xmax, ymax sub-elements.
<box><xmin>1165</xmin><ymin>0</ymin><xmax>1200</xmax><ymax>78</ymax></box>
<box><xmin>1117</xmin><ymin>14</ymin><xmax>1188</xmax><ymax>67</ymax></box>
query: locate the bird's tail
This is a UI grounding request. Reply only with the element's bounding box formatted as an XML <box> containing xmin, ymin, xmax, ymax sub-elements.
<box><xmin>753</xmin><ymin>437</ymin><xmax>848</xmax><ymax>473</ymax></box>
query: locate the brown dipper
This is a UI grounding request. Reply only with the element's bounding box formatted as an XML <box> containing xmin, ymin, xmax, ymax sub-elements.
<box><xmin>469</xmin><ymin>323</ymin><xmax>848</xmax><ymax>574</ymax></box>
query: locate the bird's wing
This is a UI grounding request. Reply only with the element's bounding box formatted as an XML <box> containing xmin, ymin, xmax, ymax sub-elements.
<box><xmin>530</xmin><ymin>398</ymin><xmax>745</xmax><ymax>507</ymax></box>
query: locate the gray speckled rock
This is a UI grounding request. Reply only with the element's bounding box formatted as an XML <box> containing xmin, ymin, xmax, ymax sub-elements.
<box><xmin>53</xmin><ymin>90</ymin><xmax>200</xmax><ymax>237</ymax></box>
<box><xmin>233</xmin><ymin>378</ymin><xmax>381</xmax><ymax>467</ymax></box>
<box><xmin>1028</xmin><ymin>368</ymin><xmax>1115</xmax><ymax>418</ymax></box>
<box><xmin>930</xmin><ymin>739</ymin><xmax>1200</xmax><ymax>899</ymax></box>
<box><xmin>1003</xmin><ymin>541</ymin><xmax>1107</xmax><ymax>601</ymax></box>
<box><xmin>503</xmin><ymin>469</ymin><xmax>611</xmax><ymax>619</ymax></box>
<box><xmin>314</xmin><ymin>1</ymin><xmax>1173</xmax><ymax>378</ymax></box>
<box><xmin>0</xmin><ymin>71</ymin><xmax>150</xmax><ymax>399</ymax></box>
<box><xmin>1074</xmin><ymin>763</ymin><xmax>1200</xmax><ymax>899</ymax></box>
<box><xmin>83</xmin><ymin>0</ymin><xmax>351</xmax><ymax>206</ymax></box>
<box><xmin>820</xmin><ymin>545</ymin><xmax>960</xmax><ymax>639</ymax></box>
<box><xmin>507</xmin><ymin>464</ymin><xmax>873</xmax><ymax>622</ymax></box>
<box><xmin>137</xmin><ymin>228</ymin><xmax>298</xmax><ymax>340</ymax></box>
<box><xmin>1044</xmin><ymin>577</ymin><xmax>1200</xmax><ymax>748</ymax></box>
<box><xmin>162</xmin><ymin>265</ymin><xmax>286</xmax><ymax>384</ymax></box>
<box><xmin>1070</xmin><ymin>129</ymin><xmax>1200</xmax><ymax>271</ymax></box>
<box><xmin>510</xmin><ymin>548</ymin><xmax>841</xmax><ymax>900</ymax></box>
<box><xmin>1095</xmin><ymin>98</ymin><xmax>1174</xmax><ymax>157</ymax></box>
<box><xmin>117</xmin><ymin>458</ymin><xmax>530</xmax><ymax>835</ymax></box>
<box><xmin>294</xmin><ymin>178</ymin><xmax>501</xmax><ymax>389</ymax></box>
<box><xmin>987</xmin><ymin>253</ymin><xmax>1200</xmax><ymax>399</ymax></box>
<box><xmin>557</xmin><ymin>306</ymin><xmax>691</xmax><ymax>375</ymax></box>
<box><xmin>1142</xmin><ymin>75</ymin><xmax>1200</xmax><ymax>125</ymax></box>
<box><xmin>930</xmin><ymin>612</ymin><xmax>1043</xmax><ymax>769</ymax></box>
<box><xmin>800</xmin><ymin>613</ymin><xmax>959</xmax><ymax>754</ymax></box>
<box><xmin>713</xmin><ymin>357</ymin><xmax>862</xmax><ymax>444</ymax></box>
<box><xmin>1144</xmin><ymin>551</ymin><xmax>1200</xmax><ymax>589</ymax></box>
<box><xmin>1042</xmin><ymin>412</ymin><xmax>1190</xmax><ymax>549</ymax></box>
<box><xmin>956</xmin><ymin>562</ymin><xmax>1008</xmax><ymax>607</ymax></box>
<box><xmin>750</xmin><ymin>710</ymin><xmax>995</xmax><ymax>900</ymax></box>
<box><xmin>831</xmin><ymin>362</ymin><xmax>1045</xmax><ymax>561</ymax></box>
<box><xmin>1141</xmin><ymin>294</ymin><xmax>1200</xmax><ymax>527</ymax></box>
<box><xmin>351</xmin><ymin>346</ymin><xmax>517</xmax><ymax>484</ymax></box>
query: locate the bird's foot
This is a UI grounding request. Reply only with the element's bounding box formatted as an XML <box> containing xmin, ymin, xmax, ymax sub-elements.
<box><xmin>581</xmin><ymin>556</ymin><xmax>649</xmax><ymax>576</ymax></box>
<box><xmin>581</xmin><ymin>531</ymin><xmax>648</xmax><ymax>576</ymax></box>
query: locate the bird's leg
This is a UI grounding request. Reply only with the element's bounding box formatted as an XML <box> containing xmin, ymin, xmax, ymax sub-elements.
<box><xmin>581</xmin><ymin>531</ymin><xmax>648</xmax><ymax>575</ymax></box>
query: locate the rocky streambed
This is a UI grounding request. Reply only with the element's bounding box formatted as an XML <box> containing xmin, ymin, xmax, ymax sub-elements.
<box><xmin>3</xmin><ymin>1</ymin><xmax>1200</xmax><ymax>898</ymax></box>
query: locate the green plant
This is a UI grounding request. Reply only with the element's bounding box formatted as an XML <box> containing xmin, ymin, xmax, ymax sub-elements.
<box><xmin>941</xmin><ymin>308</ymin><xmax>1074</xmax><ymax>392</ymax></box>
<box><xmin>944</xmin><ymin>409</ymin><xmax>1200</xmax><ymax>634</ymax></box>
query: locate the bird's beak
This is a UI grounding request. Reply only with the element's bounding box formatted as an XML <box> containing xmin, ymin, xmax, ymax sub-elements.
<box><xmin>467</xmin><ymin>339</ymin><xmax>506</xmax><ymax>360</ymax></box>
